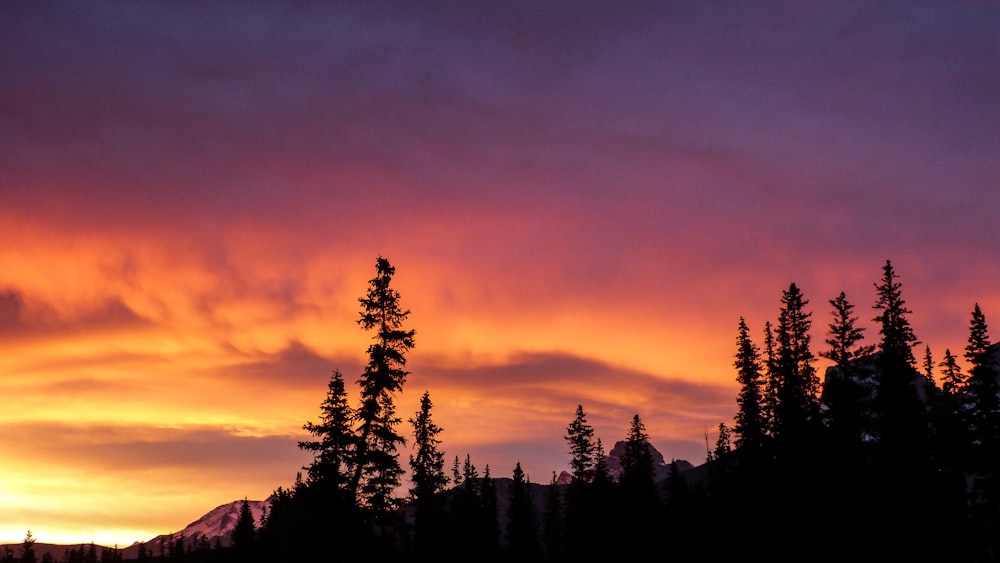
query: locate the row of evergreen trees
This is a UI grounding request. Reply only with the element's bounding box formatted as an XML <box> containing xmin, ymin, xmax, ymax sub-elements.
<box><xmin>5</xmin><ymin>532</ymin><xmax>125</xmax><ymax>563</ymax></box>
<box><xmin>108</xmin><ymin>257</ymin><xmax>1000</xmax><ymax>561</ymax></box>
<box><xmin>723</xmin><ymin>260</ymin><xmax>1000</xmax><ymax>561</ymax></box>
<box><xmin>236</xmin><ymin>256</ymin><xmax>716</xmax><ymax>561</ymax></box>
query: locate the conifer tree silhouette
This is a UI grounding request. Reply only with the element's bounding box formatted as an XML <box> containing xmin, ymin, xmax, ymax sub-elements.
<box><xmin>819</xmin><ymin>292</ymin><xmax>873</xmax><ymax>453</ymax></box>
<box><xmin>231</xmin><ymin>498</ymin><xmax>256</xmax><ymax>557</ymax></box>
<box><xmin>563</xmin><ymin>405</ymin><xmax>598</xmax><ymax>562</ymax></box>
<box><xmin>773</xmin><ymin>282</ymin><xmax>819</xmax><ymax>454</ymax></box>
<box><xmin>299</xmin><ymin>370</ymin><xmax>355</xmax><ymax>493</ymax></box>
<box><xmin>408</xmin><ymin>390</ymin><xmax>448</xmax><ymax>559</ymax></box>
<box><xmin>964</xmin><ymin>304</ymin><xmax>1000</xmax><ymax>551</ymax></box>
<box><xmin>965</xmin><ymin>304</ymin><xmax>1000</xmax><ymax>464</ymax></box>
<box><xmin>734</xmin><ymin>318</ymin><xmax>767</xmax><ymax>455</ymax></box>
<box><xmin>871</xmin><ymin>260</ymin><xmax>927</xmax><ymax>467</ymax></box>
<box><xmin>619</xmin><ymin>414</ymin><xmax>658</xmax><ymax>559</ymax></box>
<box><xmin>564</xmin><ymin>405</ymin><xmax>595</xmax><ymax>483</ymax></box>
<box><xmin>20</xmin><ymin>531</ymin><xmax>35</xmax><ymax>563</ymax></box>
<box><xmin>479</xmin><ymin>465</ymin><xmax>500</xmax><ymax>560</ymax></box>
<box><xmin>350</xmin><ymin>256</ymin><xmax>415</xmax><ymax>514</ymax></box>
<box><xmin>506</xmin><ymin>462</ymin><xmax>540</xmax><ymax>560</ymax></box>
<box><xmin>869</xmin><ymin>260</ymin><xmax>934</xmax><ymax>560</ymax></box>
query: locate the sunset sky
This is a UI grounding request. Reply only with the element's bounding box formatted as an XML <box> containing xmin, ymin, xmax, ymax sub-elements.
<box><xmin>2</xmin><ymin>0</ymin><xmax>998</xmax><ymax>546</ymax></box>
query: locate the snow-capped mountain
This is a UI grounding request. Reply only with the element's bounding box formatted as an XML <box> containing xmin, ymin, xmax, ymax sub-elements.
<box><xmin>124</xmin><ymin>498</ymin><xmax>267</xmax><ymax>558</ymax></box>
<box><xmin>170</xmin><ymin>499</ymin><xmax>268</xmax><ymax>545</ymax></box>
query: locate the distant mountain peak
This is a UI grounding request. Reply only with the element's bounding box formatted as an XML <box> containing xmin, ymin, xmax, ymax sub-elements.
<box><xmin>555</xmin><ymin>441</ymin><xmax>692</xmax><ymax>485</ymax></box>
<box><xmin>133</xmin><ymin>498</ymin><xmax>267</xmax><ymax>556</ymax></box>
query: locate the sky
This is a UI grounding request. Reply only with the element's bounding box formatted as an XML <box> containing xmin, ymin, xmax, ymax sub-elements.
<box><xmin>1</xmin><ymin>0</ymin><xmax>998</xmax><ymax>546</ymax></box>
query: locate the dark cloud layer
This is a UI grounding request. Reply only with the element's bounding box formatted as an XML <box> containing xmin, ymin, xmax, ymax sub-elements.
<box><xmin>0</xmin><ymin>421</ymin><xmax>308</xmax><ymax>483</ymax></box>
<box><xmin>0</xmin><ymin>288</ymin><xmax>149</xmax><ymax>341</ymax></box>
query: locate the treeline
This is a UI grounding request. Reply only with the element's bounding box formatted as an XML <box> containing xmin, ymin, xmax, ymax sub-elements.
<box><xmin>4</xmin><ymin>532</ymin><xmax>124</xmax><ymax>563</ymax></box>
<box><xmin>106</xmin><ymin>257</ymin><xmax>1000</xmax><ymax>561</ymax></box>
<box><xmin>232</xmin><ymin>256</ymin><xmax>716</xmax><ymax>562</ymax></box>
<box><xmin>716</xmin><ymin>259</ymin><xmax>1000</xmax><ymax>561</ymax></box>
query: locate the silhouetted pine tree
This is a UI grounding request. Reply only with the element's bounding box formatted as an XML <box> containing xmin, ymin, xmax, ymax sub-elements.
<box><xmin>563</xmin><ymin>406</ymin><xmax>598</xmax><ymax>562</ymax></box>
<box><xmin>620</xmin><ymin>415</ymin><xmax>654</xmax><ymax>489</ymax></box>
<box><xmin>734</xmin><ymin>318</ymin><xmax>767</xmax><ymax>457</ymax></box>
<box><xmin>941</xmin><ymin>348</ymin><xmax>966</xmax><ymax>395</ymax></box>
<box><xmin>20</xmin><ymin>531</ymin><xmax>35</xmax><ymax>563</ymax></box>
<box><xmin>479</xmin><ymin>465</ymin><xmax>500</xmax><ymax>561</ymax></box>
<box><xmin>965</xmin><ymin>304</ymin><xmax>1000</xmax><ymax>553</ymax></box>
<box><xmin>819</xmin><ymin>291</ymin><xmax>874</xmax><ymax>454</ymax></box>
<box><xmin>619</xmin><ymin>414</ymin><xmax>658</xmax><ymax>559</ymax></box>
<box><xmin>230</xmin><ymin>498</ymin><xmax>256</xmax><ymax>561</ymax></box>
<box><xmin>872</xmin><ymin>260</ymin><xmax>928</xmax><ymax>468</ymax></box>
<box><xmin>350</xmin><ymin>256</ymin><xmax>414</xmax><ymax>516</ymax></box>
<box><xmin>773</xmin><ymin>283</ymin><xmax>820</xmax><ymax>455</ymax></box>
<box><xmin>870</xmin><ymin>260</ymin><xmax>937</xmax><ymax>560</ymax></box>
<box><xmin>408</xmin><ymin>390</ymin><xmax>448</xmax><ymax>560</ymax></box>
<box><xmin>922</xmin><ymin>345</ymin><xmax>938</xmax><ymax>390</ymax></box>
<box><xmin>299</xmin><ymin>370</ymin><xmax>355</xmax><ymax>493</ymax></box>
<box><xmin>564</xmin><ymin>405</ymin><xmax>595</xmax><ymax>483</ymax></box>
<box><xmin>505</xmin><ymin>462</ymin><xmax>540</xmax><ymax>561</ymax></box>
<box><xmin>451</xmin><ymin>454</ymin><xmax>482</xmax><ymax>561</ymax></box>
<box><xmin>966</xmin><ymin>304</ymin><xmax>1000</xmax><ymax>464</ymax></box>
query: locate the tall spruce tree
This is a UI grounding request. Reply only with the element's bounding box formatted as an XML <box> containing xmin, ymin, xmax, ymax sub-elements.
<box><xmin>873</xmin><ymin>260</ymin><xmax>918</xmax><ymax>363</ymax></box>
<box><xmin>563</xmin><ymin>406</ymin><xmax>599</xmax><ymax>562</ymax></box>
<box><xmin>620</xmin><ymin>414</ymin><xmax>655</xmax><ymax>492</ymax></box>
<box><xmin>965</xmin><ymin>303</ymin><xmax>1000</xmax><ymax>462</ymax></box>
<box><xmin>869</xmin><ymin>260</ymin><xmax>935</xmax><ymax>558</ymax></box>
<box><xmin>479</xmin><ymin>465</ymin><xmax>500</xmax><ymax>559</ymax></box>
<box><xmin>871</xmin><ymin>260</ymin><xmax>927</xmax><ymax>467</ymax></box>
<box><xmin>773</xmin><ymin>283</ymin><xmax>819</xmax><ymax>451</ymax></box>
<box><xmin>231</xmin><ymin>498</ymin><xmax>257</xmax><ymax>556</ymax></box>
<box><xmin>506</xmin><ymin>462</ymin><xmax>540</xmax><ymax>560</ymax></box>
<box><xmin>299</xmin><ymin>370</ymin><xmax>355</xmax><ymax>492</ymax></box>
<box><xmin>940</xmin><ymin>349</ymin><xmax>965</xmax><ymax>395</ymax></box>
<box><xmin>350</xmin><ymin>256</ymin><xmax>415</xmax><ymax>513</ymax></box>
<box><xmin>409</xmin><ymin>391</ymin><xmax>448</xmax><ymax>500</ymax></box>
<box><xmin>964</xmin><ymin>303</ymin><xmax>1000</xmax><ymax>545</ymax></box>
<box><xmin>734</xmin><ymin>318</ymin><xmax>766</xmax><ymax>454</ymax></box>
<box><xmin>564</xmin><ymin>405</ymin><xmax>596</xmax><ymax>483</ymax></box>
<box><xmin>408</xmin><ymin>390</ymin><xmax>448</xmax><ymax>558</ymax></box>
<box><xmin>453</xmin><ymin>454</ymin><xmax>483</xmax><ymax>560</ymax></box>
<box><xmin>822</xmin><ymin>292</ymin><xmax>872</xmax><ymax>366</ymax></box>
<box><xmin>619</xmin><ymin>414</ymin><xmax>658</xmax><ymax>560</ymax></box>
<box><xmin>819</xmin><ymin>292</ymin><xmax>873</xmax><ymax>450</ymax></box>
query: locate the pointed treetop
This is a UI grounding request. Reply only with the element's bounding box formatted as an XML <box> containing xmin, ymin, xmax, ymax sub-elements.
<box><xmin>965</xmin><ymin>303</ymin><xmax>992</xmax><ymax>365</ymax></box>
<box><xmin>873</xmin><ymin>259</ymin><xmax>917</xmax><ymax>365</ymax></box>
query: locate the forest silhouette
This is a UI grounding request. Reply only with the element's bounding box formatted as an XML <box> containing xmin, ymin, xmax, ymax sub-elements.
<box><xmin>10</xmin><ymin>256</ymin><xmax>1000</xmax><ymax>562</ymax></box>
